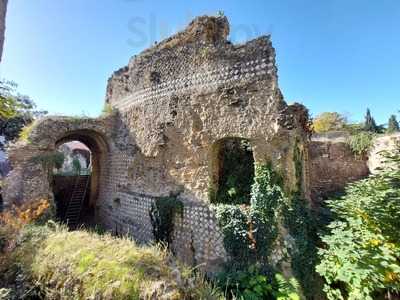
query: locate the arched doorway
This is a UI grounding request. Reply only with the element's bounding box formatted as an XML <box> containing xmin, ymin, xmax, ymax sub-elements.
<box><xmin>52</xmin><ymin>130</ymin><xmax>108</xmax><ymax>227</ymax></box>
<box><xmin>209</xmin><ymin>137</ymin><xmax>255</xmax><ymax>205</ymax></box>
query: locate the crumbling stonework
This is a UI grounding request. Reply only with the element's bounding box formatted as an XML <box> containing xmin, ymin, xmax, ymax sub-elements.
<box><xmin>3</xmin><ymin>16</ymin><xmax>310</xmax><ymax>271</ymax></box>
<box><xmin>309</xmin><ymin>132</ymin><xmax>369</xmax><ymax>205</ymax></box>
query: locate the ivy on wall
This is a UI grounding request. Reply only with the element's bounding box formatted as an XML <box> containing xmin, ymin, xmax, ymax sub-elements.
<box><xmin>283</xmin><ymin>140</ymin><xmax>319</xmax><ymax>298</ymax></box>
<box><xmin>214</xmin><ymin>163</ymin><xmax>284</xmax><ymax>266</ymax></box>
<box><xmin>149</xmin><ymin>196</ymin><xmax>183</xmax><ymax>247</ymax></box>
<box><xmin>213</xmin><ymin>140</ymin><xmax>319</xmax><ymax>298</ymax></box>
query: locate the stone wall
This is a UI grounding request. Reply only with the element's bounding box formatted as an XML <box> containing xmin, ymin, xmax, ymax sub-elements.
<box><xmin>3</xmin><ymin>16</ymin><xmax>310</xmax><ymax>272</ymax></box>
<box><xmin>368</xmin><ymin>133</ymin><xmax>400</xmax><ymax>173</ymax></box>
<box><xmin>309</xmin><ymin>132</ymin><xmax>369</xmax><ymax>205</ymax></box>
<box><xmin>309</xmin><ymin>132</ymin><xmax>400</xmax><ymax>206</ymax></box>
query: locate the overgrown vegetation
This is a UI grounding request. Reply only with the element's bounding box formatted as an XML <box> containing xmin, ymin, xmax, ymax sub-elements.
<box><xmin>31</xmin><ymin>151</ymin><xmax>65</xmax><ymax>180</ymax></box>
<box><xmin>346</xmin><ymin>131</ymin><xmax>375</xmax><ymax>157</ymax></box>
<box><xmin>0</xmin><ymin>199</ymin><xmax>222</xmax><ymax>300</ymax></box>
<box><xmin>213</xmin><ymin>153</ymin><xmax>317</xmax><ymax>299</ymax></box>
<box><xmin>149</xmin><ymin>195</ymin><xmax>183</xmax><ymax>247</ymax></box>
<box><xmin>0</xmin><ymin>79</ymin><xmax>46</xmax><ymax>146</ymax></box>
<box><xmin>217</xmin><ymin>265</ymin><xmax>300</xmax><ymax>300</ymax></box>
<box><xmin>211</xmin><ymin>139</ymin><xmax>254</xmax><ymax>205</ymax></box>
<box><xmin>317</xmin><ymin>151</ymin><xmax>400</xmax><ymax>299</ymax></box>
<box><xmin>101</xmin><ymin>102</ymin><xmax>116</xmax><ymax>116</ymax></box>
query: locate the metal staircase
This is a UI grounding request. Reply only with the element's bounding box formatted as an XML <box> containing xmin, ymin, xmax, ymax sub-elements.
<box><xmin>65</xmin><ymin>174</ymin><xmax>90</xmax><ymax>228</ymax></box>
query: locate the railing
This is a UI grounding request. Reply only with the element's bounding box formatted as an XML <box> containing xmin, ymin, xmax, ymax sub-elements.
<box><xmin>53</xmin><ymin>168</ymin><xmax>92</xmax><ymax>177</ymax></box>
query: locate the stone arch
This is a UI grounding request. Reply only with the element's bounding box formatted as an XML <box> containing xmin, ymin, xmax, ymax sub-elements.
<box><xmin>2</xmin><ymin>116</ymin><xmax>114</xmax><ymax>214</ymax></box>
<box><xmin>209</xmin><ymin>137</ymin><xmax>255</xmax><ymax>204</ymax></box>
<box><xmin>55</xmin><ymin>129</ymin><xmax>109</xmax><ymax>207</ymax></box>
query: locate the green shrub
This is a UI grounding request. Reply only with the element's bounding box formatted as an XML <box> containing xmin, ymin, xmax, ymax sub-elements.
<box><xmin>217</xmin><ymin>265</ymin><xmax>300</xmax><ymax>300</ymax></box>
<box><xmin>213</xmin><ymin>139</ymin><xmax>254</xmax><ymax>205</ymax></box>
<box><xmin>316</xmin><ymin>152</ymin><xmax>400</xmax><ymax>299</ymax></box>
<box><xmin>346</xmin><ymin>131</ymin><xmax>375</xmax><ymax>156</ymax></box>
<box><xmin>214</xmin><ymin>163</ymin><xmax>316</xmax><ymax>299</ymax></box>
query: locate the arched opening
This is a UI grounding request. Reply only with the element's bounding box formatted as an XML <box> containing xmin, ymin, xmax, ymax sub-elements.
<box><xmin>52</xmin><ymin>130</ymin><xmax>108</xmax><ymax>228</ymax></box>
<box><xmin>209</xmin><ymin>138</ymin><xmax>255</xmax><ymax>205</ymax></box>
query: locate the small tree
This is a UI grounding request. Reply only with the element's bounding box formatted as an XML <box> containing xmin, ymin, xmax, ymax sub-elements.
<box><xmin>0</xmin><ymin>79</ymin><xmax>47</xmax><ymax>144</ymax></box>
<box><xmin>387</xmin><ymin>114</ymin><xmax>399</xmax><ymax>133</ymax></box>
<box><xmin>364</xmin><ymin>108</ymin><xmax>378</xmax><ymax>132</ymax></box>
<box><xmin>312</xmin><ymin>112</ymin><xmax>347</xmax><ymax>133</ymax></box>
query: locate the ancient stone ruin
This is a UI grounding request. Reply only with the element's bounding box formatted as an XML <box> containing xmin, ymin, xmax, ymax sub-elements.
<box><xmin>3</xmin><ymin>16</ymin><xmax>314</xmax><ymax>271</ymax></box>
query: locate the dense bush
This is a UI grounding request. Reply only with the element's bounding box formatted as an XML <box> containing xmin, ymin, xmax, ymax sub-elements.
<box><xmin>214</xmin><ymin>163</ymin><xmax>313</xmax><ymax>299</ymax></box>
<box><xmin>317</xmin><ymin>152</ymin><xmax>400</xmax><ymax>299</ymax></box>
<box><xmin>346</xmin><ymin>131</ymin><xmax>375</xmax><ymax>156</ymax></box>
<box><xmin>217</xmin><ymin>265</ymin><xmax>300</xmax><ymax>300</ymax></box>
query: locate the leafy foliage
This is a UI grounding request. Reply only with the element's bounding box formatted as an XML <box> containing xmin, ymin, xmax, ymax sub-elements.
<box><xmin>214</xmin><ymin>159</ymin><xmax>317</xmax><ymax>299</ymax></box>
<box><xmin>0</xmin><ymin>79</ymin><xmax>46</xmax><ymax>145</ymax></box>
<box><xmin>217</xmin><ymin>265</ymin><xmax>301</xmax><ymax>300</ymax></box>
<box><xmin>249</xmin><ymin>164</ymin><xmax>285</xmax><ymax>261</ymax></box>
<box><xmin>312</xmin><ymin>112</ymin><xmax>347</xmax><ymax>133</ymax></box>
<box><xmin>346</xmin><ymin>131</ymin><xmax>375</xmax><ymax>156</ymax></box>
<box><xmin>32</xmin><ymin>151</ymin><xmax>65</xmax><ymax>180</ymax></box>
<box><xmin>387</xmin><ymin>114</ymin><xmax>400</xmax><ymax>133</ymax></box>
<box><xmin>213</xmin><ymin>139</ymin><xmax>254</xmax><ymax>205</ymax></box>
<box><xmin>214</xmin><ymin>164</ymin><xmax>284</xmax><ymax>266</ymax></box>
<box><xmin>214</xmin><ymin>204</ymin><xmax>253</xmax><ymax>263</ymax></box>
<box><xmin>316</xmin><ymin>151</ymin><xmax>400</xmax><ymax>299</ymax></box>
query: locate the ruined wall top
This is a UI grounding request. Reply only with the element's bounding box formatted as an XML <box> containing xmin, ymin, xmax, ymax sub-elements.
<box><xmin>105</xmin><ymin>15</ymin><xmax>278</xmax><ymax>111</ymax></box>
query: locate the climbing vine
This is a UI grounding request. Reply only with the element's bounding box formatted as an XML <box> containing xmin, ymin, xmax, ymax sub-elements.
<box><xmin>213</xmin><ymin>163</ymin><xmax>285</xmax><ymax>266</ymax></box>
<box><xmin>149</xmin><ymin>196</ymin><xmax>183</xmax><ymax>247</ymax></box>
<box><xmin>214</xmin><ymin>140</ymin><xmax>319</xmax><ymax>298</ymax></box>
<box><xmin>283</xmin><ymin>140</ymin><xmax>319</xmax><ymax>298</ymax></box>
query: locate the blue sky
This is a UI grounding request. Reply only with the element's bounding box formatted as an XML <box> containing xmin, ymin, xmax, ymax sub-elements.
<box><xmin>1</xmin><ymin>0</ymin><xmax>399</xmax><ymax>124</ymax></box>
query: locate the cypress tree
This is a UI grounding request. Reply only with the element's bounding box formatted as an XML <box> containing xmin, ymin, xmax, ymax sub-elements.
<box><xmin>364</xmin><ymin>108</ymin><xmax>378</xmax><ymax>132</ymax></box>
<box><xmin>387</xmin><ymin>114</ymin><xmax>400</xmax><ymax>133</ymax></box>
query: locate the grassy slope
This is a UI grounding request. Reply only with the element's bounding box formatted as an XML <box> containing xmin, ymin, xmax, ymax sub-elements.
<box><xmin>10</xmin><ymin>224</ymin><xmax>221</xmax><ymax>300</ymax></box>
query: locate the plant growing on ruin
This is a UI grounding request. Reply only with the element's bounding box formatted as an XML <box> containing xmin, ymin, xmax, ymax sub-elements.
<box><xmin>149</xmin><ymin>196</ymin><xmax>183</xmax><ymax>247</ymax></box>
<box><xmin>32</xmin><ymin>151</ymin><xmax>65</xmax><ymax>179</ymax></box>
<box><xmin>214</xmin><ymin>143</ymin><xmax>319</xmax><ymax>298</ymax></box>
<box><xmin>101</xmin><ymin>103</ymin><xmax>116</xmax><ymax>116</ymax></box>
<box><xmin>212</xmin><ymin>139</ymin><xmax>254</xmax><ymax>205</ymax></box>
<box><xmin>317</xmin><ymin>151</ymin><xmax>400</xmax><ymax>300</ymax></box>
<box><xmin>346</xmin><ymin>131</ymin><xmax>375</xmax><ymax>157</ymax></box>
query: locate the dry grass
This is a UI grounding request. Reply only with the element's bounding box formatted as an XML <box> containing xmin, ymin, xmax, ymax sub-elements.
<box><xmin>0</xmin><ymin>200</ymin><xmax>222</xmax><ymax>299</ymax></box>
<box><xmin>32</xmin><ymin>228</ymin><xmax>178</xmax><ymax>299</ymax></box>
<box><xmin>17</xmin><ymin>225</ymin><xmax>223</xmax><ymax>300</ymax></box>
